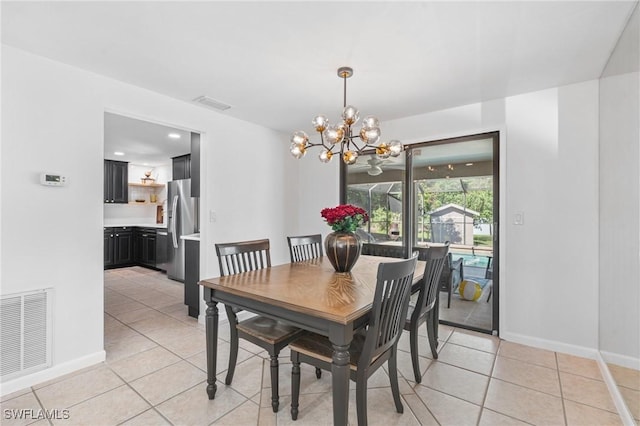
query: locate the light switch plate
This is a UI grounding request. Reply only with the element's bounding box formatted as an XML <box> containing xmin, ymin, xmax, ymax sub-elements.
<box><xmin>514</xmin><ymin>211</ymin><xmax>524</xmax><ymax>225</ymax></box>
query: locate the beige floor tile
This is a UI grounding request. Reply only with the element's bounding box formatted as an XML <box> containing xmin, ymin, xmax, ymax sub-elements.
<box><xmin>136</xmin><ymin>293</ymin><xmax>179</xmax><ymax>309</ymax></box>
<box><xmin>402</xmin><ymin>393</ymin><xmax>439</xmax><ymax>425</ymax></box>
<box><xmin>492</xmin><ymin>355</ymin><xmax>561</xmax><ymax>396</ymax></box>
<box><xmin>395</xmin><ymin>346</ymin><xmax>433</xmax><ymax>384</ymax></box>
<box><xmin>608</xmin><ymin>363</ymin><xmax>640</xmax><ymax>391</ymax></box>
<box><xmin>53</xmin><ymin>384</ymin><xmax>149</xmax><ymax>425</ymax></box>
<box><xmin>484</xmin><ymin>378</ymin><xmax>564</xmax><ymax>425</ymax></box>
<box><xmin>112</xmin><ymin>307</ymin><xmax>162</xmax><ymax>324</ymax></box>
<box><xmin>447</xmin><ymin>329</ymin><xmax>500</xmax><ymax>354</ymax></box>
<box><xmin>104</xmin><ymin>323</ymin><xmax>142</xmax><ymax>345</ymax></box>
<box><xmin>398</xmin><ymin>331</ymin><xmax>435</xmax><ymax>359</ymax></box>
<box><xmin>120</xmin><ymin>408</ymin><xmax>171</xmax><ymax>426</ymax></box>
<box><xmin>436</xmin><ymin>324</ymin><xmax>455</xmax><ymax>342</ymax></box>
<box><xmin>420</xmin><ymin>361</ymin><xmax>489</xmax><ymax>405</ymax></box>
<box><xmin>158</xmin><ymin>329</ymin><xmax>207</xmax><ymax>358</ymax></box>
<box><xmin>0</xmin><ymin>392</ymin><xmax>43</xmax><ymax>426</ymax></box>
<box><xmin>108</xmin><ymin>346</ymin><xmax>181</xmax><ymax>382</ymax></box>
<box><xmin>129</xmin><ymin>361</ymin><xmax>206</xmax><ymax>405</ymax></box>
<box><xmin>105</xmin><ymin>300</ymin><xmax>148</xmax><ymax>316</ymax></box>
<box><xmin>560</xmin><ymin>371</ymin><xmax>618</xmax><ymax>413</ymax></box>
<box><xmin>557</xmin><ymin>352</ymin><xmax>602</xmax><ymax>380</ymax></box>
<box><xmin>618</xmin><ymin>385</ymin><xmax>640</xmax><ymax>421</ymax></box>
<box><xmin>156</xmin><ymin>382</ymin><xmax>248</xmax><ymax>426</ymax></box>
<box><xmin>497</xmin><ymin>340</ymin><xmax>557</xmax><ymax>369</ymax></box>
<box><xmin>127</xmin><ymin>314</ymin><xmax>188</xmax><ymax>334</ymax></box>
<box><xmin>0</xmin><ymin>387</ymin><xmax>32</xmax><ymax>403</ymax></box>
<box><xmin>185</xmin><ymin>341</ymin><xmax>255</xmax><ymax>375</ymax></box>
<box><xmin>142</xmin><ymin>322</ymin><xmax>201</xmax><ymax>343</ymax></box>
<box><xmin>564</xmin><ymin>399</ymin><xmax>623</xmax><ymax>426</ymax></box>
<box><xmin>413</xmin><ymin>385</ymin><xmax>482</xmax><ymax>425</ymax></box>
<box><xmin>258</xmin><ymin>404</ymin><xmax>278</xmax><ymax>426</ymax></box>
<box><xmin>226</xmin><ymin>356</ymin><xmax>265</xmax><ymax>400</ymax></box>
<box><xmin>346</xmin><ymin>388</ymin><xmax>420</xmax><ymax>426</ymax></box>
<box><xmin>105</xmin><ymin>334</ymin><xmax>158</xmax><ymax>363</ymax></box>
<box><xmin>478</xmin><ymin>408</ymin><xmax>530</xmax><ymax>425</ymax></box>
<box><xmin>212</xmin><ymin>399</ymin><xmax>261</xmax><ymax>425</ymax></box>
<box><xmin>31</xmin><ymin>364</ymin><xmax>104</xmax><ymax>390</ymax></box>
<box><xmin>275</xmin><ymin>392</ymin><xmax>333</xmax><ymax>425</ymax></box>
<box><xmin>35</xmin><ymin>366</ymin><xmax>124</xmax><ymax>410</ymax></box>
<box><xmin>437</xmin><ymin>342</ymin><xmax>496</xmax><ymax>376</ymax></box>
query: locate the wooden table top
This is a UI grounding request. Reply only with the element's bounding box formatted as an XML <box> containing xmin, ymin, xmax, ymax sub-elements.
<box><xmin>200</xmin><ymin>255</ymin><xmax>424</xmax><ymax>325</ymax></box>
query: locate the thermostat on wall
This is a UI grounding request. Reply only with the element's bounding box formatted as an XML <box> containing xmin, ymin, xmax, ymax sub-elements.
<box><xmin>40</xmin><ymin>173</ymin><xmax>67</xmax><ymax>186</ymax></box>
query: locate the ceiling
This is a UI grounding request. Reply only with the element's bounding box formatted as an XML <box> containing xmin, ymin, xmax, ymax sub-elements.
<box><xmin>2</xmin><ymin>1</ymin><xmax>636</xmax><ymax>138</ymax></box>
<box><xmin>104</xmin><ymin>113</ymin><xmax>191</xmax><ymax>166</ymax></box>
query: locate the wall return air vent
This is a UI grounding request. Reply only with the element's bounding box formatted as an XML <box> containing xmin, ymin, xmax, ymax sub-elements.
<box><xmin>1</xmin><ymin>289</ymin><xmax>52</xmax><ymax>380</ymax></box>
<box><xmin>192</xmin><ymin>96</ymin><xmax>231</xmax><ymax>111</ymax></box>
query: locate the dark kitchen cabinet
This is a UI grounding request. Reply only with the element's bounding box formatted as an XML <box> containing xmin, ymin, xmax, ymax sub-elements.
<box><xmin>104</xmin><ymin>227</ymin><xmax>134</xmax><ymax>268</ymax></box>
<box><xmin>135</xmin><ymin>228</ymin><xmax>157</xmax><ymax>268</ymax></box>
<box><xmin>104</xmin><ymin>160</ymin><xmax>128</xmax><ymax>204</ymax></box>
<box><xmin>184</xmin><ymin>239</ymin><xmax>200</xmax><ymax>318</ymax></box>
<box><xmin>172</xmin><ymin>154</ymin><xmax>191</xmax><ymax>180</ymax></box>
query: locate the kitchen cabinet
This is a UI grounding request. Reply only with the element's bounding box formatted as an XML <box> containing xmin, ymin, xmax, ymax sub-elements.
<box><xmin>104</xmin><ymin>227</ymin><xmax>134</xmax><ymax>268</ymax></box>
<box><xmin>104</xmin><ymin>160</ymin><xmax>129</xmax><ymax>204</ymax></box>
<box><xmin>135</xmin><ymin>228</ymin><xmax>157</xmax><ymax>268</ymax></box>
<box><xmin>172</xmin><ymin>154</ymin><xmax>191</xmax><ymax>180</ymax></box>
<box><xmin>184</xmin><ymin>238</ymin><xmax>200</xmax><ymax>318</ymax></box>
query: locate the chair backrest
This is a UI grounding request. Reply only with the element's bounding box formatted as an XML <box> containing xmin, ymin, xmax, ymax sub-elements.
<box><xmin>360</xmin><ymin>253</ymin><xmax>418</xmax><ymax>367</ymax></box>
<box><xmin>414</xmin><ymin>243</ymin><xmax>449</xmax><ymax>315</ymax></box>
<box><xmin>287</xmin><ymin>234</ymin><xmax>323</xmax><ymax>262</ymax></box>
<box><xmin>215</xmin><ymin>239</ymin><xmax>271</xmax><ymax>276</ymax></box>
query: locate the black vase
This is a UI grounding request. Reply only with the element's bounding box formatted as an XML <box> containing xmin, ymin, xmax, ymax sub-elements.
<box><xmin>324</xmin><ymin>232</ymin><xmax>362</xmax><ymax>273</ymax></box>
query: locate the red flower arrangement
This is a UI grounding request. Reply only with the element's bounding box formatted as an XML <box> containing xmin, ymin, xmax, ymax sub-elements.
<box><xmin>320</xmin><ymin>204</ymin><xmax>369</xmax><ymax>233</ymax></box>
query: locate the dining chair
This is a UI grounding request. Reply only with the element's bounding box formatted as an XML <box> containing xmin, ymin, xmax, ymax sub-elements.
<box><xmin>215</xmin><ymin>238</ymin><xmax>303</xmax><ymax>413</ymax></box>
<box><xmin>404</xmin><ymin>244</ymin><xmax>449</xmax><ymax>383</ymax></box>
<box><xmin>287</xmin><ymin>234</ymin><xmax>323</xmax><ymax>262</ymax></box>
<box><xmin>439</xmin><ymin>252</ymin><xmax>464</xmax><ymax>308</ymax></box>
<box><xmin>289</xmin><ymin>254</ymin><xmax>418</xmax><ymax>425</ymax></box>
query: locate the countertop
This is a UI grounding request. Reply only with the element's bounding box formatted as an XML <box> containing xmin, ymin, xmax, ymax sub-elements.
<box><xmin>180</xmin><ymin>233</ymin><xmax>200</xmax><ymax>241</ymax></box>
<box><xmin>104</xmin><ymin>223</ymin><xmax>167</xmax><ymax>229</ymax></box>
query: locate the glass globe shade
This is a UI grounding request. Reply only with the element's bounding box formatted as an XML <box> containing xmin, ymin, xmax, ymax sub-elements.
<box><xmin>359</xmin><ymin>127</ymin><xmax>381</xmax><ymax>145</ymax></box>
<box><xmin>342</xmin><ymin>105</ymin><xmax>360</xmax><ymax>125</ymax></box>
<box><xmin>291</xmin><ymin>131</ymin><xmax>309</xmax><ymax>146</ymax></box>
<box><xmin>389</xmin><ymin>140</ymin><xmax>403</xmax><ymax>156</ymax></box>
<box><xmin>375</xmin><ymin>143</ymin><xmax>391</xmax><ymax>159</ymax></box>
<box><xmin>343</xmin><ymin>150</ymin><xmax>358</xmax><ymax>165</ymax></box>
<box><xmin>323</xmin><ymin>125</ymin><xmax>345</xmax><ymax>144</ymax></box>
<box><xmin>312</xmin><ymin>115</ymin><xmax>328</xmax><ymax>132</ymax></box>
<box><xmin>319</xmin><ymin>149</ymin><xmax>333</xmax><ymax>163</ymax></box>
<box><xmin>361</xmin><ymin>116</ymin><xmax>379</xmax><ymax>130</ymax></box>
<box><xmin>290</xmin><ymin>142</ymin><xmax>306</xmax><ymax>159</ymax></box>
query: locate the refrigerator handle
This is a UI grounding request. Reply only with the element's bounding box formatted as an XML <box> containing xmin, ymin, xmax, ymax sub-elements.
<box><xmin>171</xmin><ymin>195</ymin><xmax>179</xmax><ymax>249</ymax></box>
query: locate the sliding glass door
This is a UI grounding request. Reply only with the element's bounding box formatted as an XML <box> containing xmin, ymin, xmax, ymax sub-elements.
<box><xmin>342</xmin><ymin>131</ymin><xmax>499</xmax><ymax>335</ymax></box>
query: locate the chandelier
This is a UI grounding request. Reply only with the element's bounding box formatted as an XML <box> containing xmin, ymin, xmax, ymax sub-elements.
<box><xmin>289</xmin><ymin>66</ymin><xmax>403</xmax><ymax>165</ymax></box>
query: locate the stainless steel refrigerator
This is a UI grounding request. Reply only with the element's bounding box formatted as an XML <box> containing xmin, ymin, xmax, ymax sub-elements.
<box><xmin>167</xmin><ymin>179</ymin><xmax>198</xmax><ymax>282</ymax></box>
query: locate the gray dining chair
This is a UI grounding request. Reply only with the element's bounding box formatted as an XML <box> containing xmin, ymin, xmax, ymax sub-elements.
<box><xmin>289</xmin><ymin>254</ymin><xmax>418</xmax><ymax>425</ymax></box>
<box><xmin>215</xmin><ymin>238</ymin><xmax>303</xmax><ymax>413</ymax></box>
<box><xmin>287</xmin><ymin>234</ymin><xmax>323</xmax><ymax>262</ymax></box>
<box><xmin>404</xmin><ymin>244</ymin><xmax>449</xmax><ymax>383</ymax></box>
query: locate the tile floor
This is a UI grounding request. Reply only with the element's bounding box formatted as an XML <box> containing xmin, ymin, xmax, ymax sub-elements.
<box><xmin>1</xmin><ymin>266</ymin><xmax>633</xmax><ymax>425</ymax></box>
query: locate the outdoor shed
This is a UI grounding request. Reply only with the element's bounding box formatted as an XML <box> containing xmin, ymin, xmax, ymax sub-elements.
<box><xmin>429</xmin><ymin>203</ymin><xmax>479</xmax><ymax>245</ymax></box>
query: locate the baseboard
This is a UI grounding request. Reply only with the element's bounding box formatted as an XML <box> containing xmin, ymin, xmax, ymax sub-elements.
<box><xmin>0</xmin><ymin>350</ymin><xmax>106</xmax><ymax>397</ymax></box>
<box><xmin>500</xmin><ymin>331</ymin><xmax>599</xmax><ymax>359</ymax></box>
<box><xmin>596</xmin><ymin>352</ymin><xmax>637</xmax><ymax>426</ymax></box>
<box><xmin>599</xmin><ymin>350</ymin><xmax>640</xmax><ymax>371</ymax></box>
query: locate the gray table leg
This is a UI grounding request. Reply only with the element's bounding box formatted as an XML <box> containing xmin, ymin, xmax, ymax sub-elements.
<box><xmin>330</xmin><ymin>325</ymin><xmax>353</xmax><ymax>426</ymax></box>
<box><xmin>205</xmin><ymin>296</ymin><xmax>218</xmax><ymax>399</ymax></box>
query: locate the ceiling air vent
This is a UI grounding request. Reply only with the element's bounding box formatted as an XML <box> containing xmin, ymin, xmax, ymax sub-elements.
<box><xmin>192</xmin><ymin>96</ymin><xmax>231</xmax><ymax>111</ymax></box>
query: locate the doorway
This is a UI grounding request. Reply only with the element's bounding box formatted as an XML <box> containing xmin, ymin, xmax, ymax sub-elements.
<box><xmin>343</xmin><ymin>131</ymin><xmax>499</xmax><ymax>335</ymax></box>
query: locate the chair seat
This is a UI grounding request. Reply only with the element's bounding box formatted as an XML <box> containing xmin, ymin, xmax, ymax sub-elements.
<box><xmin>237</xmin><ymin>316</ymin><xmax>303</xmax><ymax>345</ymax></box>
<box><xmin>289</xmin><ymin>331</ymin><xmax>374</xmax><ymax>371</ymax></box>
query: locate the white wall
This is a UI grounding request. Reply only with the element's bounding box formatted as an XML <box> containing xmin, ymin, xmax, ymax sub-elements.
<box><xmin>298</xmin><ymin>81</ymin><xmax>601</xmax><ymax>356</ymax></box>
<box><xmin>0</xmin><ymin>46</ymin><xmax>293</xmax><ymax>393</ymax></box>
<box><xmin>599</xmin><ymin>3</ymin><xmax>640</xmax><ymax>369</ymax></box>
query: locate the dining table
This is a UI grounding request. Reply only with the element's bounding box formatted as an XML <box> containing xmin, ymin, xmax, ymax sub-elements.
<box><xmin>199</xmin><ymin>254</ymin><xmax>425</xmax><ymax>426</ymax></box>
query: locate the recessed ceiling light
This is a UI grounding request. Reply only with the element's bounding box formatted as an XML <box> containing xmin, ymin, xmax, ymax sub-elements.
<box><xmin>466</xmin><ymin>162</ymin><xmax>474</xmax><ymax>166</ymax></box>
<box><xmin>168</xmin><ymin>133</ymin><xmax>181</xmax><ymax>139</ymax></box>
<box><xmin>114</xmin><ymin>151</ymin><xmax>125</xmax><ymax>156</ymax></box>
